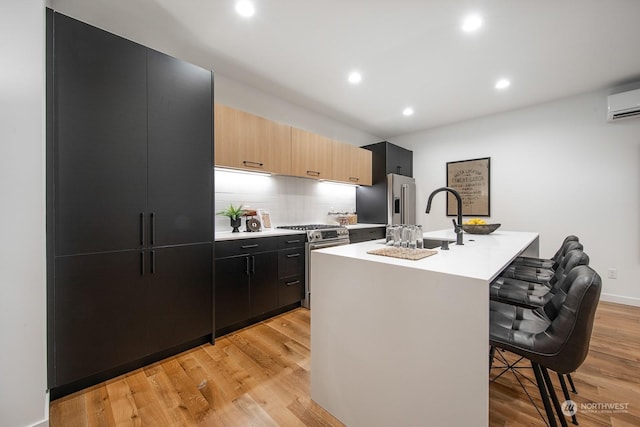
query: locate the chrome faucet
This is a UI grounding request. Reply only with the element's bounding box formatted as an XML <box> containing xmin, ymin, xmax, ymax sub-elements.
<box><xmin>425</xmin><ymin>187</ymin><xmax>464</xmax><ymax>245</ymax></box>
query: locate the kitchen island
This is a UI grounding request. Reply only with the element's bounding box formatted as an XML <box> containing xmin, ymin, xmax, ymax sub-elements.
<box><xmin>310</xmin><ymin>229</ymin><xmax>539</xmax><ymax>427</ymax></box>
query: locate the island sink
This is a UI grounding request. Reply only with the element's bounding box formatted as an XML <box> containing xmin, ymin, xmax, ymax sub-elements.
<box><xmin>423</xmin><ymin>238</ymin><xmax>455</xmax><ymax>249</ymax></box>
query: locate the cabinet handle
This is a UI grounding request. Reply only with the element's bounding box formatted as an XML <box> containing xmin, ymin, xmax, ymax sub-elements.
<box><xmin>285</xmin><ymin>280</ymin><xmax>301</xmax><ymax>286</ymax></box>
<box><xmin>243</xmin><ymin>160</ymin><xmax>264</xmax><ymax>168</ymax></box>
<box><xmin>251</xmin><ymin>256</ymin><xmax>255</xmax><ymax>274</ymax></box>
<box><xmin>151</xmin><ymin>250</ymin><xmax>155</xmax><ymax>274</ymax></box>
<box><xmin>306</xmin><ymin>170</ymin><xmax>320</xmax><ymax>177</ymax></box>
<box><xmin>286</xmin><ymin>239</ymin><xmax>301</xmax><ymax>244</ymax></box>
<box><xmin>349</xmin><ymin>177</ymin><xmax>360</xmax><ymax>182</ymax></box>
<box><xmin>140</xmin><ymin>213</ymin><xmax>145</xmax><ymax>245</ymax></box>
<box><xmin>286</xmin><ymin>253</ymin><xmax>301</xmax><ymax>258</ymax></box>
<box><xmin>241</xmin><ymin>244</ymin><xmax>259</xmax><ymax>249</ymax></box>
<box><xmin>245</xmin><ymin>257</ymin><xmax>250</xmax><ymax>276</ymax></box>
<box><xmin>140</xmin><ymin>251</ymin><xmax>145</xmax><ymax>276</ymax></box>
<box><xmin>150</xmin><ymin>212</ymin><xmax>155</xmax><ymax>245</ymax></box>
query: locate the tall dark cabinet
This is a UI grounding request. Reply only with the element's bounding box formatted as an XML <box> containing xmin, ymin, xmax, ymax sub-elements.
<box><xmin>47</xmin><ymin>10</ymin><xmax>214</xmax><ymax>398</ymax></box>
<box><xmin>356</xmin><ymin>141</ymin><xmax>413</xmax><ymax>224</ymax></box>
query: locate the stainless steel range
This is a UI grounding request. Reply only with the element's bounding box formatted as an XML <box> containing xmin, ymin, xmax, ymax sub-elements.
<box><xmin>277</xmin><ymin>224</ymin><xmax>350</xmax><ymax>308</ymax></box>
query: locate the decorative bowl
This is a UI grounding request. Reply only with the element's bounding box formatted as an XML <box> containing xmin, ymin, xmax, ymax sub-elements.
<box><xmin>461</xmin><ymin>223</ymin><xmax>501</xmax><ymax>234</ymax></box>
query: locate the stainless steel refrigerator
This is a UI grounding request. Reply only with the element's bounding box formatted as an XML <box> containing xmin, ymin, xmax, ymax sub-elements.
<box><xmin>387</xmin><ymin>173</ymin><xmax>416</xmax><ymax>225</ymax></box>
<box><xmin>356</xmin><ymin>173</ymin><xmax>416</xmax><ymax>225</ymax></box>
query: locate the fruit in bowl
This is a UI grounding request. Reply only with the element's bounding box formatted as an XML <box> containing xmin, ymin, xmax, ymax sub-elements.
<box><xmin>462</xmin><ymin>218</ymin><xmax>501</xmax><ymax>234</ymax></box>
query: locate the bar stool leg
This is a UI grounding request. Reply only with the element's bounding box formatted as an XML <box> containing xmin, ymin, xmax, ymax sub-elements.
<box><xmin>532</xmin><ymin>362</ymin><xmax>558</xmax><ymax>427</ymax></box>
<box><xmin>541</xmin><ymin>366</ymin><xmax>568</xmax><ymax>427</ymax></box>
<box><xmin>557</xmin><ymin>373</ymin><xmax>579</xmax><ymax>425</ymax></box>
<box><xmin>566</xmin><ymin>373</ymin><xmax>578</xmax><ymax>394</ymax></box>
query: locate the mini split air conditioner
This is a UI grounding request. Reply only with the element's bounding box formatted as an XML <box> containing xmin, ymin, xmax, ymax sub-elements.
<box><xmin>607</xmin><ymin>88</ymin><xmax>640</xmax><ymax>122</ymax></box>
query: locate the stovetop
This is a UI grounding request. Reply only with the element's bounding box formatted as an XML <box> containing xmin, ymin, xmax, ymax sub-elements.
<box><xmin>277</xmin><ymin>224</ymin><xmax>350</xmax><ymax>243</ymax></box>
<box><xmin>277</xmin><ymin>224</ymin><xmax>344</xmax><ymax>231</ymax></box>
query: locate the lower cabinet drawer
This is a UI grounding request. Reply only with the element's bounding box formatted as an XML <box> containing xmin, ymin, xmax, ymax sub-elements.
<box><xmin>279</xmin><ymin>248</ymin><xmax>304</xmax><ymax>278</ymax></box>
<box><xmin>279</xmin><ymin>276</ymin><xmax>304</xmax><ymax>307</ymax></box>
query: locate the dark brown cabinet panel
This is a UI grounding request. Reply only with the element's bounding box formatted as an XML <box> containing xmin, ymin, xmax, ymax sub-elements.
<box><xmin>250</xmin><ymin>251</ymin><xmax>279</xmax><ymax>317</ymax></box>
<box><xmin>147</xmin><ymin>50</ymin><xmax>213</xmax><ymax>247</ymax></box>
<box><xmin>54</xmin><ymin>13</ymin><xmax>147</xmax><ymax>256</ymax></box>
<box><xmin>214</xmin><ymin>255</ymin><xmax>251</xmax><ymax>332</ymax></box>
<box><xmin>349</xmin><ymin>226</ymin><xmax>386</xmax><ymax>244</ymax></box>
<box><xmin>54</xmin><ymin>251</ymin><xmax>148</xmax><ymax>385</ymax></box>
<box><xmin>146</xmin><ymin>244</ymin><xmax>213</xmax><ymax>354</ymax></box>
<box><xmin>278</xmin><ymin>248</ymin><xmax>304</xmax><ymax>278</ymax></box>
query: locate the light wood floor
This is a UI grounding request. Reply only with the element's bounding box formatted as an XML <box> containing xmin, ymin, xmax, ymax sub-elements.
<box><xmin>50</xmin><ymin>302</ymin><xmax>640</xmax><ymax>426</ymax></box>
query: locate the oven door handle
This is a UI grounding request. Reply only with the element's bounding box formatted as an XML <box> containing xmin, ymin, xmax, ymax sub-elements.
<box><xmin>308</xmin><ymin>240</ymin><xmax>350</xmax><ymax>250</ymax></box>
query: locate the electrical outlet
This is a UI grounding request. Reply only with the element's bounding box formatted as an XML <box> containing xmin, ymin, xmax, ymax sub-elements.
<box><xmin>607</xmin><ymin>268</ymin><xmax>617</xmax><ymax>279</ymax></box>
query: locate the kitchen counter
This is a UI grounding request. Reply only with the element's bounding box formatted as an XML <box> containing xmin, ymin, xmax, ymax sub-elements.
<box><xmin>344</xmin><ymin>223</ymin><xmax>385</xmax><ymax>230</ymax></box>
<box><xmin>214</xmin><ymin>228</ymin><xmax>305</xmax><ymax>241</ymax></box>
<box><xmin>311</xmin><ymin>229</ymin><xmax>539</xmax><ymax>427</ymax></box>
<box><xmin>215</xmin><ymin>223</ymin><xmax>385</xmax><ymax>241</ymax></box>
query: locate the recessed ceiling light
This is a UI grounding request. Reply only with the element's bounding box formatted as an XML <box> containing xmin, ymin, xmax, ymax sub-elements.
<box><xmin>235</xmin><ymin>0</ymin><xmax>255</xmax><ymax>18</ymax></box>
<box><xmin>462</xmin><ymin>14</ymin><xmax>483</xmax><ymax>32</ymax></box>
<box><xmin>402</xmin><ymin>107</ymin><xmax>414</xmax><ymax>116</ymax></box>
<box><xmin>348</xmin><ymin>71</ymin><xmax>362</xmax><ymax>84</ymax></box>
<box><xmin>495</xmin><ymin>79</ymin><xmax>511</xmax><ymax>90</ymax></box>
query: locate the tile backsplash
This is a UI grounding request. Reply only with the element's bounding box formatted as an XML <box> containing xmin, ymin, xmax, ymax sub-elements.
<box><xmin>214</xmin><ymin>169</ymin><xmax>356</xmax><ymax>231</ymax></box>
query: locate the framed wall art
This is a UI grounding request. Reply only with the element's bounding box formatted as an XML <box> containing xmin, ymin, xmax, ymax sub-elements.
<box><xmin>446</xmin><ymin>157</ymin><xmax>490</xmax><ymax>216</ymax></box>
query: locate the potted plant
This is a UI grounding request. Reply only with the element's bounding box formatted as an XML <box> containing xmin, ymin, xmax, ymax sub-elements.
<box><xmin>217</xmin><ymin>203</ymin><xmax>246</xmax><ymax>232</ymax></box>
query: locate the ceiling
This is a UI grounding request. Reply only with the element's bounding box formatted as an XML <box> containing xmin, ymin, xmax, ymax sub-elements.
<box><xmin>49</xmin><ymin>0</ymin><xmax>640</xmax><ymax>139</ymax></box>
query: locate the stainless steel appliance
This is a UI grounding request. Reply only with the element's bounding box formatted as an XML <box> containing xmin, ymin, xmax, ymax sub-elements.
<box><xmin>277</xmin><ymin>224</ymin><xmax>350</xmax><ymax>308</ymax></box>
<box><xmin>388</xmin><ymin>173</ymin><xmax>416</xmax><ymax>225</ymax></box>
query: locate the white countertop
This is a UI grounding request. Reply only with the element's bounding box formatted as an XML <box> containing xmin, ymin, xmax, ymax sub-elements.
<box><xmin>345</xmin><ymin>223</ymin><xmax>386</xmax><ymax>229</ymax></box>
<box><xmin>314</xmin><ymin>229</ymin><xmax>539</xmax><ymax>281</ymax></box>
<box><xmin>215</xmin><ymin>223</ymin><xmax>385</xmax><ymax>241</ymax></box>
<box><xmin>214</xmin><ymin>228</ymin><xmax>305</xmax><ymax>241</ymax></box>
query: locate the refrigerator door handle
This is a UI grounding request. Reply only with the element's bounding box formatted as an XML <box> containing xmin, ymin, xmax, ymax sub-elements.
<box><xmin>400</xmin><ymin>184</ymin><xmax>407</xmax><ymax>224</ymax></box>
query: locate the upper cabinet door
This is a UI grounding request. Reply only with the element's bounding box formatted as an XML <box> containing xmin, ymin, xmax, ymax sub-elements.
<box><xmin>214</xmin><ymin>104</ymin><xmax>292</xmax><ymax>174</ymax></box>
<box><xmin>386</xmin><ymin>143</ymin><xmax>413</xmax><ymax>177</ymax></box>
<box><xmin>332</xmin><ymin>142</ymin><xmax>373</xmax><ymax>185</ymax></box>
<box><xmin>147</xmin><ymin>50</ymin><xmax>213</xmax><ymax>246</ymax></box>
<box><xmin>54</xmin><ymin>13</ymin><xmax>147</xmax><ymax>256</ymax></box>
<box><xmin>290</xmin><ymin>128</ymin><xmax>334</xmax><ymax>179</ymax></box>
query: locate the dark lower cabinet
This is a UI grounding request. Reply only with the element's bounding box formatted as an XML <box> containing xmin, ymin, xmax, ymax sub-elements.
<box><xmin>250</xmin><ymin>252</ymin><xmax>279</xmax><ymax>317</ymax></box>
<box><xmin>54</xmin><ymin>251</ymin><xmax>148</xmax><ymax>386</ymax></box>
<box><xmin>215</xmin><ymin>236</ymin><xmax>304</xmax><ymax>336</ymax></box>
<box><xmin>278</xmin><ymin>246</ymin><xmax>305</xmax><ymax>306</ymax></box>
<box><xmin>145</xmin><ymin>244</ymin><xmax>213</xmax><ymax>354</ymax></box>
<box><xmin>349</xmin><ymin>226</ymin><xmax>386</xmax><ymax>243</ymax></box>
<box><xmin>53</xmin><ymin>243</ymin><xmax>212</xmax><ymax>388</ymax></box>
<box><xmin>214</xmin><ymin>255</ymin><xmax>251</xmax><ymax>331</ymax></box>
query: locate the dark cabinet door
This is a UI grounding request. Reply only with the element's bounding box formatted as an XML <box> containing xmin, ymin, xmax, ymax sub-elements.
<box><xmin>250</xmin><ymin>252</ymin><xmax>279</xmax><ymax>317</ymax></box>
<box><xmin>215</xmin><ymin>256</ymin><xmax>251</xmax><ymax>331</ymax></box>
<box><xmin>54</xmin><ymin>13</ymin><xmax>147</xmax><ymax>255</ymax></box>
<box><xmin>146</xmin><ymin>244</ymin><xmax>213</xmax><ymax>354</ymax></box>
<box><xmin>53</xmin><ymin>251</ymin><xmax>147</xmax><ymax>386</ymax></box>
<box><xmin>147</xmin><ymin>50</ymin><xmax>213</xmax><ymax>247</ymax></box>
<box><xmin>386</xmin><ymin>143</ymin><xmax>413</xmax><ymax>177</ymax></box>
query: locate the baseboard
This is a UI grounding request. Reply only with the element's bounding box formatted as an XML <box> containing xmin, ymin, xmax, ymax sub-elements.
<box><xmin>601</xmin><ymin>292</ymin><xmax>640</xmax><ymax>307</ymax></box>
<box><xmin>29</xmin><ymin>419</ymin><xmax>49</xmax><ymax>427</ymax></box>
<box><xmin>27</xmin><ymin>390</ymin><xmax>49</xmax><ymax>427</ymax></box>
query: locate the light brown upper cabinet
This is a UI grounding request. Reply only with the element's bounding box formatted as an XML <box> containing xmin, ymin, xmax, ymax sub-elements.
<box><xmin>290</xmin><ymin>127</ymin><xmax>334</xmax><ymax>180</ymax></box>
<box><xmin>332</xmin><ymin>142</ymin><xmax>372</xmax><ymax>185</ymax></box>
<box><xmin>214</xmin><ymin>104</ymin><xmax>292</xmax><ymax>175</ymax></box>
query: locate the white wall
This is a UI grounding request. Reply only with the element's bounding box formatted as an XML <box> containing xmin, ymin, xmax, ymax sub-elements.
<box><xmin>0</xmin><ymin>1</ymin><xmax>48</xmax><ymax>426</ymax></box>
<box><xmin>391</xmin><ymin>89</ymin><xmax>640</xmax><ymax>306</ymax></box>
<box><xmin>214</xmin><ymin>73</ymin><xmax>380</xmax><ymax>146</ymax></box>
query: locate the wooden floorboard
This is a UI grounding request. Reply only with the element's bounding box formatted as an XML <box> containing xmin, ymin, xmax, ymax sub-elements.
<box><xmin>51</xmin><ymin>301</ymin><xmax>640</xmax><ymax>426</ymax></box>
